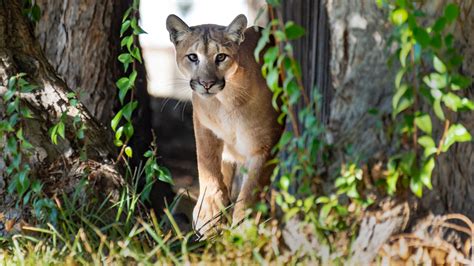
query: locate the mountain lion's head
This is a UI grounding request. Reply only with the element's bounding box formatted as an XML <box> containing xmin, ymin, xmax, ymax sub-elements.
<box><xmin>166</xmin><ymin>14</ymin><xmax>247</xmax><ymax>98</ymax></box>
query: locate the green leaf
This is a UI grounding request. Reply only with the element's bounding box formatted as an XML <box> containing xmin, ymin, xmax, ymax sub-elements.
<box><xmin>460</xmin><ymin>98</ymin><xmax>474</xmax><ymax>111</ymax></box>
<box><xmin>392</xmin><ymin>84</ymin><xmax>408</xmax><ymax>111</ymax></box>
<box><xmin>423</xmin><ymin>73</ymin><xmax>448</xmax><ymax>90</ymax></box>
<box><xmin>6</xmin><ymin>100</ymin><xmax>18</xmax><ymax>115</ymax></box>
<box><xmin>3</xmin><ymin>88</ymin><xmax>15</xmax><ymax>102</ymax></box>
<box><xmin>31</xmin><ymin>4</ymin><xmax>41</xmax><ymax>22</ymax></box>
<box><xmin>129</xmin><ymin>70</ymin><xmax>138</xmax><ymax>85</ymax></box>
<box><xmin>418</xmin><ymin>136</ymin><xmax>437</xmax><ymax>157</ymax></box>
<box><xmin>430</xmin><ymin>34</ymin><xmax>442</xmax><ymax>49</ymax></box>
<box><xmin>157</xmin><ymin>167</ymin><xmax>174</xmax><ymax>185</ymax></box>
<box><xmin>391</xmin><ymin>8</ymin><xmax>408</xmax><ymax>25</ymax></box>
<box><xmin>20</xmin><ymin>107</ymin><xmax>33</xmax><ymax>119</ymax></box>
<box><xmin>410</xmin><ymin>177</ymin><xmax>423</xmax><ymax>197</ymax></box>
<box><xmin>449</xmin><ymin>53</ymin><xmax>463</xmax><ymax>67</ymax></box>
<box><xmin>122</xmin><ymin>100</ymin><xmax>138</xmax><ymax>121</ymax></box>
<box><xmin>116</xmin><ymin>77</ymin><xmax>130</xmax><ymax>103</ymax></box>
<box><xmin>254</xmin><ymin>26</ymin><xmax>270</xmax><ymax>62</ymax></box>
<box><xmin>418</xmin><ymin>136</ymin><xmax>435</xmax><ymax>148</ymax></box>
<box><xmin>115</xmin><ymin>126</ymin><xmax>124</xmax><ymax>140</ymax></box>
<box><xmin>451</xmin><ymin>75</ymin><xmax>472</xmax><ymax>91</ymax></box>
<box><xmin>118</xmin><ymin>53</ymin><xmax>132</xmax><ymax>72</ymax></box>
<box><xmin>124</xmin><ymin>122</ymin><xmax>134</xmax><ymax>139</ymax></box>
<box><xmin>393</xmin><ymin>91</ymin><xmax>414</xmax><ymax>118</ymax></box>
<box><xmin>49</xmin><ymin>124</ymin><xmax>58</xmax><ymax>144</ymax></box>
<box><xmin>111</xmin><ymin>110</ymin><xmax>123</xmax><ymax>131</ymax></box>
<box><xmin>386</xmin><ymin>170</ymin><xmax>399</xmax><ymax>195</ymax></box>
<box><xmin>125</xmin><ymin>146</ymin><xmax>133</xmax><ymax>158</ymax></box>
<box><xmin>433</xmin><ymin>98</ymin><xmax>445</xmax><ymax>120</ymax></box>
<box><xmin>114</xmin><ymin>139</ymin><xmax>124</xmax><ymax>147</ymax></box>
<box><xmin>279</xmin><ymin>175</ymin><xmax>290</xmax><ymax>191</ymax></box>
<box><xmin>432</xmin><ymin>17</ymin><xmax>447</xmax><ymax>32</ymax></box>
<box><xmin>445</xmin><ymin>34</ymin><xmax>454</xmax><ymax>48</ymax></box>
<box><xmin>278</xmin><ymin>131</ymin><xmax>292</xmax><ymax>148</ymax></box>
<box><xmin>442</xmin><ymin>124</ymin><xmax>472</xmax><ymax>152</ymax></box>
<box><xmin>399</xmin><ymin>42</ymin><xmax>412</xmax><ymax>67</ymax></box>
<box><xmin>400</xmin><ymin>151</ymin><xmax>415</xmax><ymax>176</ymax></box>
<box><xmin>395</xmin><ymin>69</ymin><xmax>405</xmax><ymax>89</ymax></box>
<box><xmin>433</xmin><ymin>56</ymin><xmax>446</xmax><ymax>73</ymax></box>
<box><xmin>144</xmin><ymin>150</ymin><xmax>154</xmax><ymax>158</ymax></box>
<box><xmin>414</xmin><ymin>114</ymin><xmax>432</xmax><ymax>134</ymax></box>
<box><xmin>122</xmin><ymin>7</ymin><xmax>132</xmax><ymax>22</ymax></box>
<box><xmin>131</xmin><ymin>18</ymin><xmax>147</xmax><ymax>35</ymax></box>
<box><xmin>266</xmin><ymin>68</ymin><xmax>280</xmax><ymax>91</ymax></box>
<box><xmin>444</xmin><ymin>3</ymin><xmax>460</xmax><ymax>22</ymax></box>
<box><xmin>115</xmin><ymin>77</ymin><xmax>130</xmax><ymax>90</ymax></box>
<box><xmin>20</xmin><ymin>84</ymin><xmax>38</xmax><ymax>93</ymax></box>
<box><xmin>263</xmin><ymin>46</ymin><xmax>279</xmax><ymax>65</ymax></box>
<box><xmin>57</xmin><ymin>122</ymin><xmax>65</xmax><ymax>139</ymax></box>
<box><xmin>284</xmin><ymin>21</ymin><xmax>305</xmax><ymax>40</ymax></box>
<box><xmin>413</xmin><ymin>27</ymin><xmax>430</xmax><ymax>48</ymax></box>
<box><xmin>0</xmin><ymin>121</ymin><xmax>13</xmax><ymax>133</ymax></box>
<box><xmin>443</xmin><ymin>92</ymin><xmax>462</xmax><ymax>112</ymax></box>
<box><xmin>121</xmin><ymin>20</ymin><xmax>131</xmax><ymax>36</ymax></box>
<box><xmin>70</xmin><ymin>99</ymin><xmax>78</xmax><ymax>107</ymax></box>
<box><xmin>420</xmin><ymin>157</ymin><xmax>435</xmax><ymax>189</ymax></box>
<box><xmin>131</xmin><ymin>47</ymin><xmax>142</xmax><ymax>63</ymax></box>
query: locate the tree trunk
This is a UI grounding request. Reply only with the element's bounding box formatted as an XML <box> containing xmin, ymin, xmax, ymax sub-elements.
<box><xmin>0</xmin><ymin>0</ymin><xmax>118</xmax><ymax>228</ymax></box>
<box><xmin>35</xmin><ymin>0</ymin><xmax>119</xmax><ymax>124</ymax></box>
<box><xmin>325</xmin><ymin>0</ymin><xmax>474</xmax><ymax>218</ymax></box>
<box><xmin>324</xmin><ymin>0</ymin><xmax>474</xmax><ymax>262</ymax></box>
<box><xmin>34</xmin><ymin>0</ymin><xmax>175</xmax><ymax>211</ymax></box>
<box><xmin>280</xmin><ymin>0</ymin><xmax>474</xmax><ymax>262</ymax></box>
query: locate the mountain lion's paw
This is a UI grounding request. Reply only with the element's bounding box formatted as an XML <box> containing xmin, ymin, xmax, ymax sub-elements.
<box><xmin>192</xmin><ymin>188</ymin><xmax>229</xmax><ymax>238</ymax></box>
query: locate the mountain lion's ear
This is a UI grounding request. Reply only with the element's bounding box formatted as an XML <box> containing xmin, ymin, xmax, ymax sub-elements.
<box><xmin>226</xmin><ymin>14</ymin><xmax>247</xmax><ymax>44</ymax></box>
<box><xmin>166</xmin><ymin>14</ymin><xmax>190</xmax><ymax>45</ymax></box>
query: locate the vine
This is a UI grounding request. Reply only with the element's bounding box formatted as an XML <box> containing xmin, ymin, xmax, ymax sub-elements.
<box><xmin>1</xmin><ymin>74</ymin><xmax>37</xmax><ymax>201</ymax></box>
<box><xmin>111</xmin><ymin>0</ymin><xmax>145</xmax><ymax>163</ymax></box>
<box><xmin>383</xmin><ymin>1</ymin><xmax>473</xmax><ymax>197</ymax></box>
<box><xmin>48</xmin><ymin>92</ymin><xmax>86</xmax><ymax>145</ymax></box>
<box><xmin>0</xmin><ymin>73</ymin><xmax>58</xmax><ymax>222</ymax></box>
<box><xmin>113</xmin><ymin>0</ymin><xmax>173</xmax><ymax>190</ymax></box>
<box><xmin>257</xmin><ymin>1</ymin><xmax>372</xmax><ymax>239</ymax></box>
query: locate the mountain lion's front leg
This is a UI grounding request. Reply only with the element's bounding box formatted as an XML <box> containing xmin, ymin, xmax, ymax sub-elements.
<box><xmin>232</xmin><ymin>154</ymin><xmax>273</xmax><ymax>225</ymax></box>
<box><xmin>192</xmin><ymin>117</ymin><xmax>229</xmax><ymax>236</ymax></box>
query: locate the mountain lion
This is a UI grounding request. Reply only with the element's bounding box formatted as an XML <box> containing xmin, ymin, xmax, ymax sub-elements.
<box><xmin>166</xmin><ymin>14</ymin><xmax>283</xmax><ymax>236</ymax></box>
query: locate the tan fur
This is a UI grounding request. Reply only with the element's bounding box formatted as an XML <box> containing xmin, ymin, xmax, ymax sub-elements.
<box><xmin>167</xmin><ymin>14</ymin><xmax>283</xmax><ymax>236</ymax></box>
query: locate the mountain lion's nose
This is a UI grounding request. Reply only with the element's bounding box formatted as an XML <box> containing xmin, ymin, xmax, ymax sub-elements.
<box><xmin>199</xmin><ymin>80</ymin><xmax>216</xmax><ymax>89</ymax></box>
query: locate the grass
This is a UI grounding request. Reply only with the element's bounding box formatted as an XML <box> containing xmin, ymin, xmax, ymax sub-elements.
<box><xmin>0</xmin><ymin>171</ymin><xmax>311</xmax><ymax>265</ymax></box>
<box><xmin>0</xmin><ymin>165</ymin><xmax>472</xmax><ymax>265</ymax></box>
<box><xmin>0</xmin><ymin>201</ymin><xmax>303</xmax><ymax>265</ymax></box>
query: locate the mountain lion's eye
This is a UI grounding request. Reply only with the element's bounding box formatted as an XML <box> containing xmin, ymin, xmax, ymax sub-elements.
<box><xmin>215</xmin><ymin>53</ymin><xmax>227</xmax><ymax>63</ymax></box>
<box><xmin>187</xmin><ymin>54</ymin><xmax>198</xmax><ymax>62</ymax></box>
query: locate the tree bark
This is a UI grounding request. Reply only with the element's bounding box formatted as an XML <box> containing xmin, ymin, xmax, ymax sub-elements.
<box><xmin>324</xmin><ymin>0</ymin><xmax>474</xmax><ymax>262</ymax></box>
<box><xmin>280</xmin><ymin>0</ymin><xmax>474</xmax><ymax>262</ymax></box>
<box><xmin>324</xmin><ymin>0</ymin><xmax>474</xmax><ymax>218</ymax></box>
<box><xmin>35</xmin><ymin>0</ymin><xmax>119</xmax><ymax>124</ymax></box>
<box><xmin>0</xmin><ymin>0</ymin><xmax>118</xmax><ymax>222</ymax></box>
<box><xmin>34</xmin><ymin>0</ymin><xmax>175</xmax><ymax>211</ymax></box>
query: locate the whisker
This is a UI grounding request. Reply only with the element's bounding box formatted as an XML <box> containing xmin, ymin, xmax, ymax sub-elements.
<box><xmin>160</xmin><ymin>97</ymin><xmax>172</xmax><ymax>112</ymax></box>
<box><xmin>181</xmin><ymin>101</ymin><xmax>188</xmax><ymax>121</ymax></box>
<box><xmin>173</xmin><ymin>99</ymin><xmax>183</xmax><ymax>110</ymax></box>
